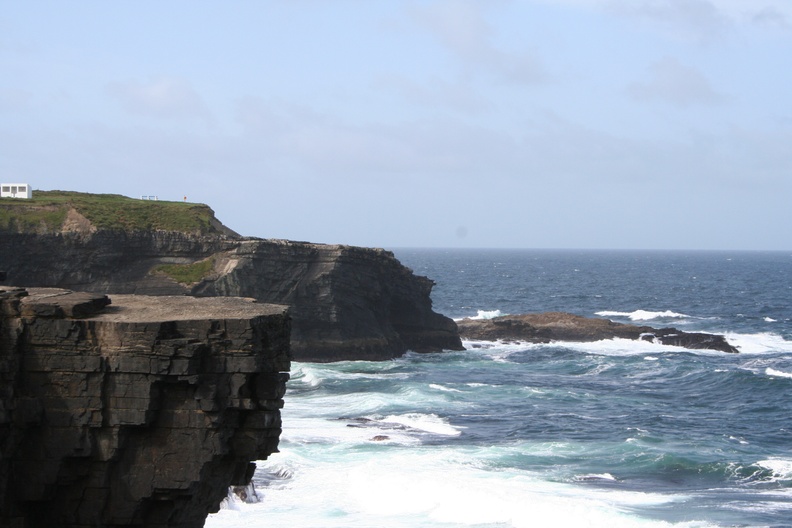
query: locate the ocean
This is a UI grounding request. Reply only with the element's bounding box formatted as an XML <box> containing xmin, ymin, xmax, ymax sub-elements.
<box><xmin>207</xmin><ymin>249</ymin><xmax>792</xmax><ymax>527</ymax></box>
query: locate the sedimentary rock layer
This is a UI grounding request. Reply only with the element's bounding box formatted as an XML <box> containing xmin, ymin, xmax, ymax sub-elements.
<box><xmin>0</xmin><ymin>287</ymin><xmax>291</xmax><ymax>528</ymax></box>
<box><xmin>457</xmin><ymin>312</ymin><xmax>739</xmax><ymax>353</ymax></box>
<box><xmin>0</xmin><ymin>229</ymin><xmax>462</xmax><ymax>361</ymax></box>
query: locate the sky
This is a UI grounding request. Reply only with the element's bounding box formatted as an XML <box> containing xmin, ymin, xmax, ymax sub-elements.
<box><xmin>1</xmin><ymin>0</ymin><xmax>791</xmax><ymax>250</ymax></box>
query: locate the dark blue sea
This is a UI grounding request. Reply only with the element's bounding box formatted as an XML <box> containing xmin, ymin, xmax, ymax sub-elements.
<box><xmin>208</xmin><ymin>249</ymin><xmax>792</xmax><ymax>527</ymax></box>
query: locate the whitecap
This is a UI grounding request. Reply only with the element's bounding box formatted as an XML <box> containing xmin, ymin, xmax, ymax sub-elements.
<box><xmin>377</xmin><ymin>413</ymin><xmax>462</xmax><ymax>436</ymax></box>
<box><xmin>756</xmin><ymin>459</ymin><xmax>792</xmax><ymax>482</ymax></box>
<box><xmin>766</xmin><ymin>367</ymin><xmax>792</xmax><ymax>379</ymax></box>
<box><xmin>456</xmin><ymin>309</ymin><xmax>504</xmax><ymax>321</ymax></box>
<box><xmin>724</xmin><ymin>332</ymin><xmax>792</xmax><ymax>354</ymax></box>
<box><xmin>574</xmin><ymin>473</ymin><xmax>618</xmax><ymax>482</ymax></box>
<box><xmin>596</xmin><ymin>309</ymin><xmax>690</xmax><ymax>321</ymax></box>
<box><xmin>290</xmin><ymin>366</ymin><xmax>322</xmax><ymax>388</ymax></box>
<box><xmin>764</xmin><ymin>317</ymin><xmax>777</xmax><ymax>322</ymax></box>
<box><xmin>545</xmin><ymin>337</ymin><xmax>714</xmax><ymax>357</ymax></box>
<box><xmin>429</xmin><ymin>383</ymin><xmax>463</xmax><ymax>393</ymax></box>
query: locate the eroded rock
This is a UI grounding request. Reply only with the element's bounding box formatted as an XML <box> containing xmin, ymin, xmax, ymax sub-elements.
<box><xmin>0</xmin><ymin>231</ymin><xmax>462</xmax><ymax>361</ymax></box>
<box><xmin>457</xmin><ymin>312</ymin><xmax>739</xmax><ymax>353</ymax></box>
<box><xmin>0</xmin><ymin>287</ymin><xmax>291</xmax><ymax>527</ymax></box>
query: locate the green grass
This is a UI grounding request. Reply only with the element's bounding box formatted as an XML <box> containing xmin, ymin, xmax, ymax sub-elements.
<box><xmin>0</xmin><ymin>204</ymin><xmax>68</xmax><ymax>233</ymax></box>
<box><xmin>154</xmin><ymin>257</ymin><xmax>215</xmax><ymax>284</ymax></box>
<box><xmin>0</xmin><ymin>190</ymin><xmax>221</xmax><ymax>234</ymax></box>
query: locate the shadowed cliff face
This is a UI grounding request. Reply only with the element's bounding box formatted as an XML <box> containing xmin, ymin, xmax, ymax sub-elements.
<box><xmin>0</xmin><ymin>288</ymin><xmax>291</xmax><ymax>528</ymax></box>
<box><xmin>0</xmin><ymin>229</ymin><xmax>462</xmax><ymax>361</ymax></box>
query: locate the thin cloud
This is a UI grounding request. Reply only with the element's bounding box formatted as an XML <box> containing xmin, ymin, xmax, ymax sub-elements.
<box><xmin>409</xmin><ymin>0</ymin><xmax>547</xmax><ymax>84</ymax></box>
<box><xmin>106</xmin><ymin>76</ymin><xmax>212</xmax><ymax>122</ymax></box>
<box><xmin>751</xmin><ymin>6</ymin><xmax>789</xmax><ymax>29</ymax></box>
<box><xmin>372</xmin><ymin>74</ymin><xmax>491</xmax><ymax>114</ymax></box>
<box><xmin>605</xmin><ymin>0</ymin><xmax>730</xmax><ymax>42</ymax></box>
<box><xmin>628</xmin><ymin>57</ymin><xmax>724</xmax><ymax>107</ymax></box>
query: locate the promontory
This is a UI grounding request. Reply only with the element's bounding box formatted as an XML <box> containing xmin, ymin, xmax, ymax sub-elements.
<box><xmin>0</xmin><ymin>191</ymin><xmax>463</xmax><ymax>361</ymax></box>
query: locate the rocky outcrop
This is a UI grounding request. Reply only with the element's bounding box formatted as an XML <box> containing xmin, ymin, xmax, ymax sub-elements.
<box><xmin>457</xmin><ymin>312</ymin><xmax>739</xmax><ymax>353</ymax></box>
<box><xmin>0</xmin><ymin>227</ymin><xmax>462</xmax><ymax>361</ymax></box>
<box><xmin>0</xmin><ymin>286</ymin><xmax>291</xmax><ymax>527</ymax></box>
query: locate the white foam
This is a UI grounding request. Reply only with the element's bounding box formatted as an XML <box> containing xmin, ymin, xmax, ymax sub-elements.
<box><xmin>724</xmin><ymin>332</ymin><xmax>792</xmax><ymax>354</ymax></box>
<box><xmin>764</xmin><ymin>317</ymin><xmax>778</xmax><ymax>322</ymax></box>
<box><xmin>574</xmin><ymin>473</ymin><xmax>617</xmax><ymax>482</ymax></box>
<box><xmin>290</xmin><ymin>365</ymin><xmax>322</xmax><ymax>388</ymax></box>
<box><xmin>378</xmin><ymin>413</ymin><xmax>462</xmax><ymax>436</ymax></box>
<box><xmin>766</xmin><ymin>367</ymin><xmax>792</xmax><ymax>379</ymax></box>
<box><xmin>757</xmin><ymin>459</ymin><xmax>792</xmax><ymax>481</ymax></box>
<box><xmin>566</xmin><ymin>331</ymin><xmax>792</xmax><ymax>357</ymax></box>
<box><xmin>596</xmin><ymin>309</ymin><xmax>691</xmax><ymax>321</ymax></box>
<box><xmin>460</xmin><ymin>309</ymin><xmax>504</xmax><ymax>321</ymax></box>
<box><xmin>206</xmin><ymin>449</ymin><xmax>699</xmax><ymax>528</ymax></box>
<box><xmin>429</xmin><ymin>383</ymin><xmax>463</xmax><ymax>393</ymax></box>
<box><xmin>546</xmin><ymin>337</ymin><xmax>711</xmax><ymax>357</ymax></box>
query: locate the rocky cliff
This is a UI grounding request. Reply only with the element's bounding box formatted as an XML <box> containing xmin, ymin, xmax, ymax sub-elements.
<box><xmin>0</xmin><ymin>286</ymin><xmax>290</xmax><ymax>527</ymax></box>
<box><xmin>0</xmin><ymin>193</ymin><xmax>462</xmax><ymax>361</ymax></box>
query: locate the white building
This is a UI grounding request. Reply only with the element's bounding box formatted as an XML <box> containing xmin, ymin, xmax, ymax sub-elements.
<box><xmin>1</xmin><ymin>183</ymin><xmax>33</xmax><ymax>199</ymax></box>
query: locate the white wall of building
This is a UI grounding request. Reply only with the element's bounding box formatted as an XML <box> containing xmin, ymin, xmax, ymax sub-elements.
<box><xmin>0</xmin><ymin>183</ymin><xmax>33</xmax><ymax>199</ymax></box>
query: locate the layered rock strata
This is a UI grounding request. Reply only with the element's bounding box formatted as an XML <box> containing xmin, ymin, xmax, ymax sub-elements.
<box><xmin>0</xmin><ymin>287</ymin><xmax>290</xmax><ymax>528</ymax></box>
<box><xmin>0</xmin><ymin>230</ymin><xmax>462</xmax><ymax>361</ymax></box>
<box><xmin>457</xmin><ymin>312</ymin><xmax>739</xmax><ymax>353</ymax></box>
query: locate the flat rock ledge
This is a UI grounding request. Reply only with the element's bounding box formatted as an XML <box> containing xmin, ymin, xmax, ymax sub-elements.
<box><xmin>1</xmin><ymin>287</ymin><xmax>291</xmax><ymax>528</ymax></box>
<box><xmin>457</xmin><ymin>312</ymin><xmax>739</xmax><ymax>353</ymax></box>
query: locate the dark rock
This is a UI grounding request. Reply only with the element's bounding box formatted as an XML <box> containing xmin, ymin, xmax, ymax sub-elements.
<box><xmin>457</xmin><ymin>312</ymin><xmax>739</xmax><ymax>353</ymax></box>
<box><xmin>17</xmin><ymin>288</ymin><xmax>111</xmax><ymax>318</ymax></box>
<box><xmin>0</xmin><ymin>230</ymin><xmax>462</xmax><ymax>361</ymax></box>
<box><xmin>0</xmin><ymin>288</ymin><xmax>291</xmax><ymax>528</ymax></box>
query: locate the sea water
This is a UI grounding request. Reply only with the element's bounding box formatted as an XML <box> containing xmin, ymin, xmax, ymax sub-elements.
<box><xmin>207</xmin><ymin>249</ymin><xmax>792</xmax><ymax>527</ymax></box>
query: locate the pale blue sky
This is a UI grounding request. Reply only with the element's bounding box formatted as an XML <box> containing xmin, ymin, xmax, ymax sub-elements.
<box><xmin>2</xmin><ymin>0</ymin><xmax>791</xmax><ymax>249</ymax></box>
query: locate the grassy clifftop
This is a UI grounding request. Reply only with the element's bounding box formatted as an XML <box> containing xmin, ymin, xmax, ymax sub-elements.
<box><xmin>0</xmin><ymin>190</ymin><xmax>232</xmax><ymax>235</ymax></box>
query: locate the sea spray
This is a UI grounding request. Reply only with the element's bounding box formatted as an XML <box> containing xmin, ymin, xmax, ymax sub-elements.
<box><xmin>207</xmin><ymin>250</ymin><xmax>792</xmax><ymax>527</ymax></box>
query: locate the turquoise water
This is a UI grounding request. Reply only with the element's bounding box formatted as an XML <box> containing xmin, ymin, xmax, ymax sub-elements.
<box><xmin>208</xmin><ymin>250</ymin><xmax>792</xmax><ymax>527</ymax></box>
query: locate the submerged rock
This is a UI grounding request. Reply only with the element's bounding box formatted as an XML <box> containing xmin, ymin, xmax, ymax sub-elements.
<box><xmin>456</xmin><ymin>312</ymin><xmax>739</xmax><ymax>353</ymax></box>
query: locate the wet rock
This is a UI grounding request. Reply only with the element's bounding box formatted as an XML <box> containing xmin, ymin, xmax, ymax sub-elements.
<box><xmin>457</xmin><ymin>312</ymin><xmax>739</xmax><ymax>353</ymax></box>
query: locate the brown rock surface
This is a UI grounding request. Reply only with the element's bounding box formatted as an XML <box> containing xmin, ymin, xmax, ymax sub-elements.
<box><xmin>0</xmin><ymin>287</ymin><xmax>291</xmax><ymax>528</ymax></box>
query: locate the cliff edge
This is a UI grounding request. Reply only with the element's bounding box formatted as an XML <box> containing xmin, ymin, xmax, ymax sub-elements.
<box><xmin>0</xmin><ymin>191</ymin><xmax>462</xmax><ymax>361</ymax></box>
<box><xmin>0</xmin><ymin>286</ymin><xmax>290</xmax><ymax>528</ymax></box>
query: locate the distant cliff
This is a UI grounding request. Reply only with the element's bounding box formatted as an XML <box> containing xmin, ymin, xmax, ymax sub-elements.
<box><xmin>0</xmin><ymin>191</ymin><xmax>462</xmax><ymax>361</ymax></box>
<box><xmin>0</xmin><ymin>286</ymin><xmax>290</xmax><ymax>527</ymax></box>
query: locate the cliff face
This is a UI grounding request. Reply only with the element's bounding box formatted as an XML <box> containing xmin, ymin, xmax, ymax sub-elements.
<box><xmin>0</xmin><ymin>227</ymin><xmax>462</xmax><ymax>361</ymax></box>
<box><xmin>0</xmin><ymin>287</ymin><xmax>290</xmax><ymax>528</ymax></box>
